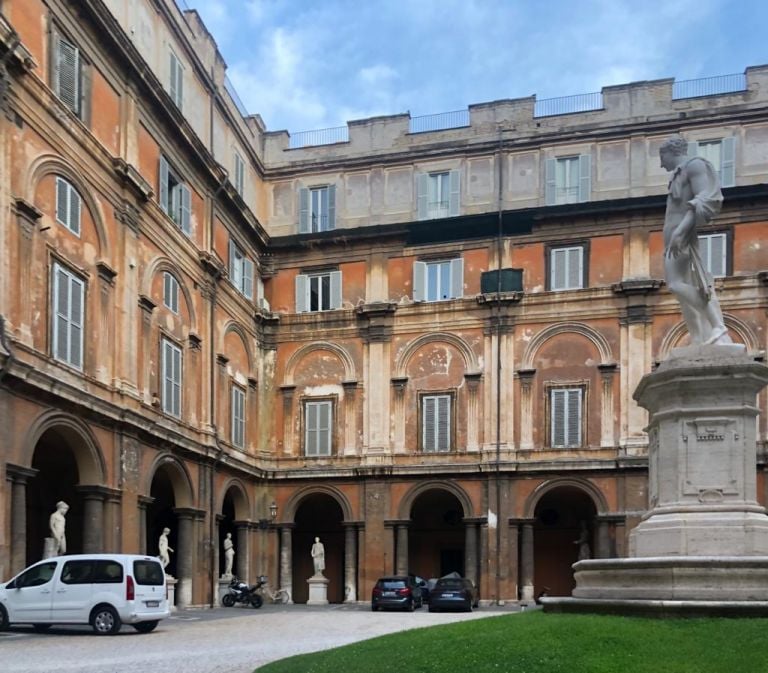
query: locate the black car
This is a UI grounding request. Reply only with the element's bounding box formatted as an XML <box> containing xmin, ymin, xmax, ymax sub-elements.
<box><xmin>410</xmin><ymin>574</ymin><xmax>431</xmax><ymax>603</ymax></box>
<box><xmin>428</xmin><ymin>577</ymin><xmax>479</xmax><ymax>612</ymax></box>
<box><xmin>371</xmin><ymin>575</ymin><xmax>423</xmax><ymax>611</ymax></box>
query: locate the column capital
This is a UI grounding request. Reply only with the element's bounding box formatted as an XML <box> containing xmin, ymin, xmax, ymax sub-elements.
<box><xmin>5</xmin><ymin>463</ymin><xmax>38</xmax><ymax>483</ymax></box>
<box><xmin>276</xmin><ymin>522</ymin><xmax>296</xmax><ymax>530</ymax></box>
<box><xmin>137</xmin><ymin>494</ymin><xmax>155</xmax><ymax>508</ymax></box>
<box><xmin>462</xmin><ymin>516</ymin><xmax>487</xmax><ymax>526</ymax></box>
<box><xmin>76</xmin><ymin>484</ymin><xmax>120</xmax><ymax>500</ymax></box>
<box><xmin>232</xmin><ymin>519</ymin><xmax>253</xmax><ymax>529</ymax></box>
<box><xmin>383</xmin><ymin>519</ymin><xmax>410</xmax><ymax>528</ymax></box>
<box><xmin>508</xmin><ymin>517</ymin><xmax>536</xmax><ymax>526</ymax></box>
<box><xmin>342</xmin><ymin>520</ymin><xmax>366</xmax><ymax>529</ymax></box>
<box><xmin>173</xmin><ymin>506</ymin><xmax>206</xmax><ymax>520</ymax></box>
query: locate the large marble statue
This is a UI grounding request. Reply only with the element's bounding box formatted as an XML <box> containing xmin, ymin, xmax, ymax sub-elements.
<box><xmin>223</xmin><ymin>532</ymin><xmax>235</xmax><ymax>577</ymax></box>
<box><xmin>158</xmin><ymin>527</ymin><xmax>174</xmax><ymax>569</ymax></box>
<box><xmin>660</xmin><ymin>135</ymin><xmax>731</xmax><ymax>345</ymax></box>
<box><xmin>311</xmin><ymin>536</ymin><xmax>325</xmax><ymax>575</ymax></box>
<box><xmin>49</xmin><ymin>501</ymin><xmax>69</xmax><ymax>555</ymax></box>
<box><xmin>573</xmin><ymin>520</ymin><xmax>591</xmax><ymax>561</ymax></box>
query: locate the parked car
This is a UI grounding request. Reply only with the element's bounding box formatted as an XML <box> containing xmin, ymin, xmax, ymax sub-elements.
<box><xmin>428</xmin><ymin>577</ymin><xmax>479</xmax><ymax>612</ymax></box>
<box><xmin>0</xmin><ymin>554</ymin><xmax>170</xmax><ymax>634</ymax></box>
<box><xmin>371</xmin><ymin>575</ymin><xmax>423</xmax><ymax>611</ymax></box>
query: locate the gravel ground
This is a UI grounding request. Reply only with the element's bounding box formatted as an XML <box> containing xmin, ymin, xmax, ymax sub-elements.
<box><xmin>1</xmin><ymin>604</ymin><xmax>523</xmax><ymax>673</ymax></box>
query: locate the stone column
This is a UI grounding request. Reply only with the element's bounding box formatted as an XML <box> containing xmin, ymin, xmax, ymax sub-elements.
<box><xmin>343</xmin><ymin>522</ymin><xmax>358</xmax><ymax>602</ymax></box>
<box><xmin>137</xmin><ymin>496</ymin><xmax>154</xmax><ymax>555</ymax></box>
<box><xmin>395</xmin><ymin>521</ymin><xmax>409</xmax><ymax>575</ymax></box>
<box><xmin>464</xmin><ymin>373</ymin><xmax>482</xmax><ymax>452</ymax></box>
<box><xmin>77</xmin><ymin>486</ymin><xmax>106</xmax><ymax>553</ymax></box>
<box><xmin>598</xmin><ymin>363</ymin><xmax>618</xmax><ymax>448</ymax></box>
<box><xmin>463</xmin><ymin>519</ymin><xmax>478</xmax><ymax>585</ymax></box>
<box><xmin>280</xmin><ymin>386</ymin><xmax>296</xmax><ymax>456</ymax></box>
<box><xmin>517</xmin><ymin>369</ymin><xmax>536</xmax><ymax>451</ymax></box>
<box><xmin>596</xmin><ymin>517</ymin><xmax>611</xmax><ymax>559</ymax></box>
<box><xmin>342</xmin><ymin>381</ymin><xmax>358</xmax><ymax>455</ymax></box>
<box><xmin>138</xmin><ymin>296</ymin><xmax>156</xmax><ymax>405</ymax></box>
<box><xmin>234</xmin><ymin>520</ymin><xmax>251</xmax><ymax>582</ymax></box>
<box><xmin>104</xmin><ymin>490</ymin><xmax>122</xmax><ymax>552</ymax></box>
<box><xmin>7</xmin><ymin>464</ymin><xmax>37</xmax><ymax>574</ymax></box>
<box><xmin>391</xmin><ymin>377</ymin><xmax>408</xmax><ymax>453</ymax></box>
<box><xmin>279</xmin><ymin>524</ymin><xmax>294</xmax><ymax>603</ymax></box>
<box><xmin>174</xmin><ymin>508</ymin><xmax>195</xmax><ymax>608</ymax></box>
<box><xmin>520</xmin><ymin>519</ymin><xmax>535</xmax><ymax>602</ymax></box>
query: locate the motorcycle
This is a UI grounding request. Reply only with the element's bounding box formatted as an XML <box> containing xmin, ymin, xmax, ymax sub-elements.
<box><xmin>222</xmin><ymin>576</ymin><xmax>265</xmax><ymax>608</ymax></box>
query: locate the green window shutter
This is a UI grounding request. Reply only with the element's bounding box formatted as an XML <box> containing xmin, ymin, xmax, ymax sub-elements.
<box><xmin>720</xmin><ymin>137</ymin><xmax>736</xmax><ymax>188</ymax></box>
<box><xmin>448</xmin><ymin>169</ymin><xmax>460</xmax><ymax>216</ymax></box>
<box><xmin>327</xmin><ymin>184</ymin><xmax>336</xmax><ymax>229</ymax></box>
<box><xmin>329</xmin><ymin>270</ymin><xmax>342</xmax><ymax>309</ymax></box>
<box><xmin>578</xmin><ymin>154</ymin><xmax>591</xmax><ymax>202</ymax></box>
<box><xmin>545</xmin><ymin>158</ymin><xmax>556</xmax><ymax>205</ymax></box>
<box><xmin>179</xmin><ymin>184</ymin><xmax>191</xmax><ymax>235</ymax></box>
<box><xmin>159</xmin><ymin>157</ymin><xmax>169</xmax><ymax>213</ymax></box>
<box><xmin>417</xmin><ymin>173</ymin><xmax>428</xmax><ymax>220</ymax></box>
<box><xmin>298</xmin><ymin>187</ymin><xmax>310</xmax><ymax>233</ymax></box>
<box><xmin>295</xmin><ymin>274</ymin><xmax>308</xmax><ymax>312</ymax></box>
<box><xmin>450</xmin><ymin>258</ymin><xmax>464</xmax><ymax>299</ymax></box>
<box><xmin>413</xmin><ymin>261</ymin><xmax>426</xmax><ymax>302</ymax></box>
<box><xmin>56</xmin><ymin>37</ymin><xmax>80</xmax><ymax>114</ymax></box>
<box><xmin>243</xmin><ymin>258</ymin><xmax>254</xmax><ymax>300</ymax></box>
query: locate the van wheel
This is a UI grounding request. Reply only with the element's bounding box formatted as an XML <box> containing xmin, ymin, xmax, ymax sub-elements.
<box><xmin>32</xmin><ymin>624</ymin><xmax>52</xmax><ymax>633</ymax></box>
<box><xmin>91</xmin><ymin>606</ymin><xmax>121</xmax><ymax>635</ymax></box>
<box><xmin>0</xmin><ymin>605</ymin><xmax>8</xmax><ymax>631</ymax></box>
<box><xmin>132</xmin><ymin>621</ymin><xmax>159</xmax><ymax>634</ymax></box>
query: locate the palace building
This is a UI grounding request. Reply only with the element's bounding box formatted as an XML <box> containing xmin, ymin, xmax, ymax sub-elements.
<box><xmin>1</xmin><ymin>0</ymin><xmax>766</xmax><ymax>606</ymax></box>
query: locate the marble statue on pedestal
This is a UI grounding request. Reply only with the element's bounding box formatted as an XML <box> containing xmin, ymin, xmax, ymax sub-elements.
<box><xmin>311</xmin><ymin>536</ymin><xmax>325</xmax><ymax>576</ymax></box>
<box><xmin>660</xmin><ymin>135</ymin><xmax>731</xmax><ymax>345</ymax></box>
<box><xmin>573</xmin><ymin>520</ymin><xmax>591</xmax><ymax>561</ymax></box>
<box><xmin>158</xmin><ymin>527</ymin><xmax>174</xmax><ymax>569</ymax></box>
<box><xmin>49</xmin><ymin>501</ymin><xmax>69</xmax><ymax>555</ymax></box>
<box><xmin>223</xmin><ymin>532</ymin><xmax>235</xmax><ymax>577</ymax></box>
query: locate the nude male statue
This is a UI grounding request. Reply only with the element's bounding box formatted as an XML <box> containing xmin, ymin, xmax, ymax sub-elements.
<box><xmin>158</xmin><ymin>527</ymin><xmax>174</xmax><ymax>569</ymax></box>
<box><xmin>49</xmin><ymin>501</ymin><xmax>69</xmax><ymax>555</ymax></box>
<box><xmin>660</xmin><ymin>135</ymin><xmax>731</xmax><ymax>345</ymax></box>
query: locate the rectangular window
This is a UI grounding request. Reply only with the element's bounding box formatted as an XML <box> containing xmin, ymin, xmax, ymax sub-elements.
<box><xmin>53</xmin><ymin>35</ymin><xmax>81</xmax><ymax>115</ymax></box>
<box><xmin>52</xmin><ymin>263</ymin><xmax>85</xmax><ymax>370</ymax></box>
<box><xmin>92</xmin><ymin>560</ymin><xmax>123</xmax><ymax>584</ymax></box>
<box><xmin>234</xmin><ymin>152</ymin><xmax>245</xmax><ymax>196</ymax></box>
<box><xmin>545</xmin><ymin>155</ymin><xmax>591</xmax><ymax>205</ymax></box>
<box><xmin>229</xmin><ymin>240</ymin><xmax>254</xmax><ymax>299</ymax></box>
<box><xmin>690</xmin><ymin>138</ymin><xmax>736</xmax><ymax>188</ymax></box>
<box><xmin>169</xmin><ymin>50</ymin><xmax>183</xmax><ymax>109</ymax></box>
<box><xmin>304</xmin><ymin>400</ymin><xmax>332</xmax><ymax>456</ymax></box>
<box><xmin>159</xmin><ymin>156</ymin><xmax>191</xmax><ymax>235</ymax></box>
<box><xmin>549</xmin><ymin>246</ymin><xmax>584</xmax><ymax>291</ymax></box>
<box><xmin>299</xmin><ymin>185</ymin><xmax>336</xmax><ymax>233</ymax></box>
<box><xmin>422</xmin><ymin>394</ymin><xmax>451</xmax><ymax>452</ymax></box>
<box><xmin>231</xmin><ymin>385</ymin><xmax>246</xmax><ymax>449</ymax></box>
<box><xmin>417</xmin><ymin>170</ymin><xmax>460</xmax><ymax>220</ymax></box>
<box><xmin>161</xmin><ymin>338</ymin><xmax>182</xmax><ymax>418</ymax></box>
<box><xmin>698</xmin><ymin>232</ymin><xmax>727</xmax><ymax>278</ymax></box>
<box><xmin>295</xmin><ymin>270</ymin><xmax>342</xmax><ymax>312</ymax></box>
<box><xmin>413</xmin><ymin>259</ymin><xmax>464</xmax><ymax>302</ymax></box>
<box><xmin>163</xmin><ymin>272</ymin><xmax>179</xmax><ymax>313</ymax></box>
<box><xmin>55</xmin><ymin>177</ymin><xmax>81</xmax><ymax>236</ymax></box>
<box><xmin>61</xmin><ymin>560</ymin><xmax>93</xmax><ymax>584</ymax></box>
<box><xmin>550</xmin><ymin>387</ymin><xmax>583</xmax><ymax>448</ymax></box>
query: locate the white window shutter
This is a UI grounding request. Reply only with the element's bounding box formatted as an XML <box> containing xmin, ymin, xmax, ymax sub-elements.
<box><xmin>69</xmin><ymin>187</ymin><xmax>81</xmax><ymax>236</ymax></box>
<box><xmin>159</xmin><ymin>156</ymin><xmax>169</xmax><ymax>213</ymax></box>
<box><xmin>437</xmin><ymin>396</ymin><xmax>450</xmax><ymax>451</ymax></box>
<box><xmin>180</xmin><ymin>184</ymin><xmax>191</xmax><ymax>235</ymax></box>
<box><xmin>54</xmin><ymin>266</ymin><xmax>69</xmax><ymax>363</ymax></box>
<box><xmin>228</xmin><ymin>240</ymin><xmax>236</xmax><ymax>280</ymax></box>
<box><xmin>578</xmin><ymin>154</ymin><xmax>591</xmax><ymax>202</ymax></box>
<box><xmin>57</xmin><ymin>37</ymin><xmax>80</xmax><ymax>114</ymax></box>
<box><xmin>568</xmin><ymin>247</ymin><xmax>583</xmax><ymax>289</ymax></box>
<box><xmin>295</xmin><ymin>274</ymin><xmax>308</xmax><ymax>312</ymax></box>
<box><xmin>319</xmin><ymin>402</ymin><xmax>331</xmax><ymax>455</ymax></box>
<box><xmin>417</xmin><ymin>173</ymin><xmax>429</xmax><ymax>220</ymax></box>
<box><xmin>329</xmin><ymin>270</ymin><xmax>342</xmax><ymax>309</ymax></box>
<box><xmin>687</xmin><ymin>141</ymin><xmax>699</xmax><ymax>158</ymax></box>
<box><xmin>567</xmin><ymin>389</ymin><xmax>582</xmax><ymax>446</ymax></box>
<box><xmin>551</xmin><ymin>248</ymin><xmax>566</xmax><ymax>290</ymax></box>
<box><xmin>298</xmin><ymin>188</ymin><xmax>310</xmax><ymax>233</ymax></box>
<box><xmin>721</xmin><ymin>137</ymin><xmax>736</xmax><ymax>188</ymax></box>
<box><xmin>413</xmin><ymin>261</ymin><xmax>426</xmax><ymax>302</ymax></box>
<box><xmin>552</xmin><ymin>390</ymin><xmax>565</xmax><ymax>447</ymax></box>
<box><xmin>327</xmin><ymin>184</ymin><xmax>336</xmax><ymax>229</ymax></box>
<box><xmin>706</xmin><ymin>233</ymin><xmax>726</xmax><ymax>277</ymax></box>
<box><xmin>545</xmin><ymin>158</ymin><xmax>556</xmax><ymax>205</ymax></box>
<box><xmin>56</xmin><ymin>177</ymin><xmax>69</xmax><ymax>225</ymax></box>
<box><xmin>243</xmin><ymin>258</ymin><xmax>254</xmax><ymax>299</ymax></box>
<box><xmin>448</xmin><ymin>169</ymin><xmax>460</xmax><ymax>216</ymax></box>
<box><xmin>69</xmin><ymin>275</ymin><xmax>84</xmax><ymax>369</ymax></box>
<box><xmin>450</xmin><ymin>258</ymin><xmax>464</xmax><ymax>298</ymax></box>
<box><xmin>423</xmin><ymin>397</ymin><xmax>436</xmax><ymax>451</ymax></box>
<box><xmin>173</xmin><ymin>345</ymin><xmax>182</xmax><ymax>417</ymax></box>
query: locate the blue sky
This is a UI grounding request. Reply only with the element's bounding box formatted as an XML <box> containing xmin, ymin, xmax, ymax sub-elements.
<box><xmin>183</xmin><ymin>0</ymin><xmax>768</xmax><ymax>134</ymax></box>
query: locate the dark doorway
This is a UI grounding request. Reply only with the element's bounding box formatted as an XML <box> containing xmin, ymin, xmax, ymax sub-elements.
<box><xmin>409</xmin><ymin>489</ymin><xmax>465</xmax><ymax>580</ymax></box>
<box><xmin>148</xmin><ymin>469</ymin><xmax>177</xmax><ymax>577</ymax></box>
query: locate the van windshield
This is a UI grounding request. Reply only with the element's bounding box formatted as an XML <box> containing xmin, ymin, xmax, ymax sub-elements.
<box><xmin>133</xmin><ymin>560</ymin><xmax>164</xmax><ymax>586</ymax></box>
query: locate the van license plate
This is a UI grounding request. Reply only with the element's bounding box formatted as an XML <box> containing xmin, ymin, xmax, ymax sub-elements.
<box><xmin>146</xmin><ymin>600</ymin><xmax>160</xmax><ymax>607</ymax></box>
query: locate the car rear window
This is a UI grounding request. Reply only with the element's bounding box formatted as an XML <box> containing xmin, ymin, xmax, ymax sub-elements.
<box><xmin>133</xmin><ymin>560</ymin><xmax>164</xmax><ymax>586</ymax></box>
<box><xmin>436</xmin><ymin>579</ymin><xmax>463</xmax><ymax>589</ymax></box>
<box><xmin>377</xmin><ymin>579</ymin><xmax>406</xmax><ymax>589</ymax></box>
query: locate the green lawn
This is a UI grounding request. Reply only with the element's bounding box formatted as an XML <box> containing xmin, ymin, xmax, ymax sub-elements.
<box><xmin>254</xmin><ymin>610</ymin><xmax>768</xmax><ymax>673</ymax></box>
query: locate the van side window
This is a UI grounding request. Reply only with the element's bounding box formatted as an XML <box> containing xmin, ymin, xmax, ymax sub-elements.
<box><xmin>133</xmin><ymin>560</ymin><xmax>164</xmax><ymax>585</ymax></box>
<box><xmin>92</xmin><ymin>560</ymin><xmax>123</xmax><ymax>583</ymax></box>
<box><xmin>17</xmin><ymin>561</ymin><xmax>57</xmax><ymax>588</ymax></box>
<box><xmin>61</xmin><ymin>560</ymin><xmax>94</xmax><ymax>584</ymax></box>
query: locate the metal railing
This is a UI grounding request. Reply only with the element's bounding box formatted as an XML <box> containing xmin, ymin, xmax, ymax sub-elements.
<box><xmin>289</xmin><ymin>125</ymin><xmax>349</xmax><ymax>149</ymax></box>
<box><xmin>534</xmin><ymin>91</ymin><xmax>603</xmax><ymax>118</ymax></box>
<box><xmin>409</xmin><ymin>109</ymin><xmax>470</xmax><ymax>134</ymax></box>
<box><xmin>224</xmin><ymin>76</ymin><xmax>248</xmax><ymax>117</ymax></box>
<box><xmin>672</xmin><ymin>73</ymin><xmax>747</xmax><ymax>100</ymax></box>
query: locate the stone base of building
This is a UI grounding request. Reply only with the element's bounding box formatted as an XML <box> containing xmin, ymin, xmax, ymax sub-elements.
<box><xmin>541</xmin><ymin>556</ymin><xmax>768</xmax><ymax>617</ymax></box>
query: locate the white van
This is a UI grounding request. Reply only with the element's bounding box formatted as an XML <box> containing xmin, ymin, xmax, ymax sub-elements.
<box><xmin>0</xmin><ymin>554</ymin><xmax>170</xmax><ymax>634</ymax></box>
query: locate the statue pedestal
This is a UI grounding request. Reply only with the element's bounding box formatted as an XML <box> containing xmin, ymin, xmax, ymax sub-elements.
<box><xmin>166</xmin><ymin>576</ymin><xmax>178</xmax><ymax>613</ymax></box>
<box><xmin>218</xmin><ymin>576</ymin><xmax>232</xmax><ymax>606</ymax></box>
<box><xmin>306</xmin><ymin>574</ymin><xmax>329</xmax><ymax>605</ymax></box>
<box><xmin>42</xmin><ymin>538</ymin><xmax>57</xmax><ymax>560</ymax></box>
<box><xmin>544</xmin><ymin>345</ymin><xmax>768</xmax><ymax>616</ymax></box>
